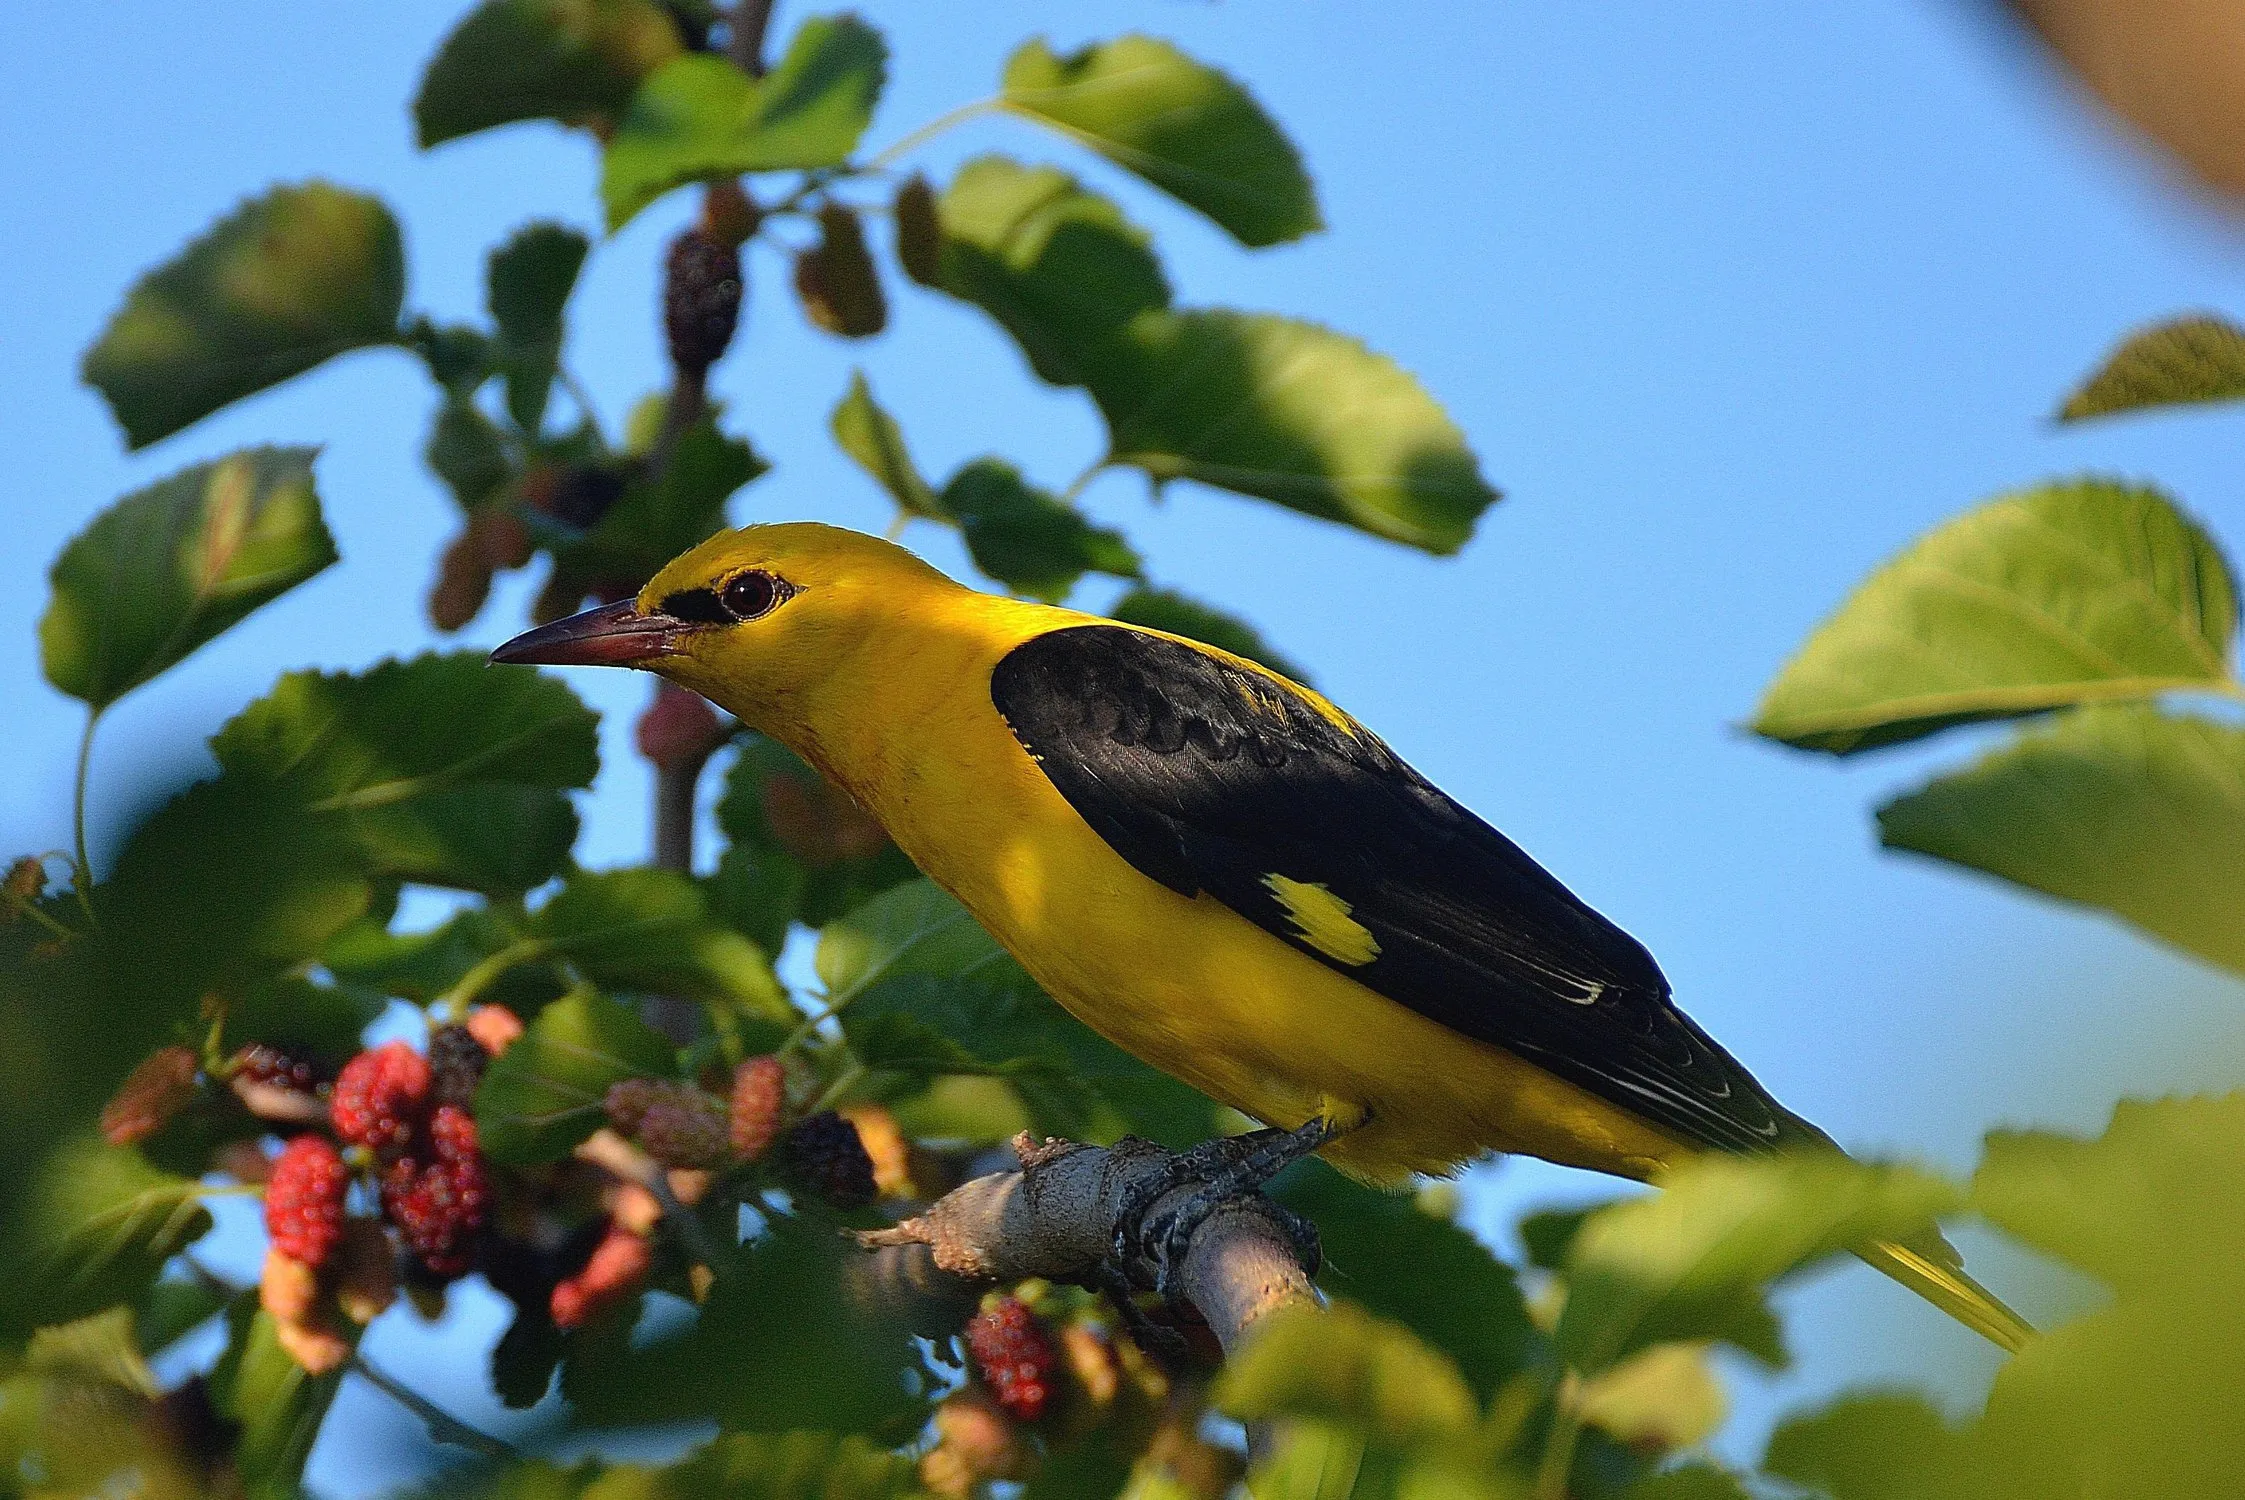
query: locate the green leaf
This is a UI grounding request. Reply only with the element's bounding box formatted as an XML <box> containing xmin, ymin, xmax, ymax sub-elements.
<box><xmin>554</xmin><ymin>397</ymin><xmax>766</xmax><ymax>590</ymax></box>
<box><xmin>1751</xmin><ymin>480</ymin><xmax>2237</xmax><ymax>754</ymax></box>
<box><xmin>1617</xmin><ymin>1467</ymin><xmax>1753</xmax><ymax>1500</ymax></box>
<box><xmin>1214</xmin><ymin>1301</ymin><xmax>1477</xmax><ymax>1448</ymax></box>
<box><xmin>416</xmin><ymin>0</ymin><xmax>684</xmax><ymax>147</ymax></box>
<box><xmin>323</xmin><ymin>907</ymin><xmax>525</xmax><ymax>1006</ymax></box>
<box><xmin>1111</xmin><ymin>586</ymin><xmax>1308</xmax><ymax>682</ymax></box>
<box><xmin>563</xmin><ymin>1220</ymin><xmax>926</xmax><ymax>1436</ymax></box>
<box><xmin>407</xmin><ymin>317</ymin><xmax>495</xmax><ymax>392</ymax></box>
<box><xmin>41</xmin><ymin>448</ymin><xmax>337</xmax><ymax>707</ymax></box>
<box><xmin>210</xmin><ymin>1302</ymin><xmax>351</xmax><ymax>1500</ymax></box>
<box><xmin>229</xmin><ymin>974</ymin><xmax>385</xmax><ymax>1069</ymax></box>
<box><xmin>0</xmin><ymin>1135</ymin><xmax>213</xmax><ymax>1337</ymax></box>
<box><xmin>710</xmin><ymin>735</ymin><xmax>917</xmax><ymax>940</ymax></box>
<box><xmin>135</xmin><ymin>1275</ymin><xmax>231</xmax><ymax>1357</ymax></box>
<box><xmin>1272</xmin><ymin>1161</ymin><xmax>1537</xmax><ymax>1399</ymax></box>
<box><xmin>1554</xmin><ymin>1155</ymin><xmax>1958</xmax><ymax>1375</ymax></box>
<box><xmin>651</xmin><ymin>1431</ymin><xmax>921</xmax><ymax>1499</ymax></box>
<box><xmin>602</xmin><ymin>18</ymin><xmax>888</xmax><ymax>230</ymax></box>
<box><xmin>1970</xmin><ymin>1093</ymin><xmax>2245</xmax><ymax>1289</ymax></box>
<box><xmin>210</xmin><ymin>652</ymin><xmax>598</xmax><ymax>894</ymax></box>
<box><xmin>1091</xmin><ymin>309</ymin><xmax>1500</xmax><ymax>554</ymax></box>
<box><xmin>933</xmin><ymin>157</ymin><xmax>1170</xmax><ymax>388</ymax></box>
<box><xmin>815</xmin><ymin>877</ymin><xmax>1018</xmax><ymax>1002</ymax></box>
<box><xmin>84</xmin><ymin>183</ymin><xmax>405</xmax><ymax>448</ymax></box>
<box><xmin>490</xmin><ymin>222</ymin><xmax>590</xmax><ymax>431</ymax></box>
<box><xmin>940</xmin><ymin>458</ymin><xmax>1141</xmax><ymax>602</ymax></box>
<box><xmin>1000</xmin><ymin>34</ymin><xmax>1320</xmax><ymax>247</ymax></box>
<box><xmin>829</xmin><ymin>372</ymin><xmax>942</xmax><ymax>518</ymax></box>
<box><xmin>1877</xmin><ymin>706</ymin><xmax>2245</xmax><ymax>975</ymax></box>
<box><xmin>1763</xmin><ymin>1393</ymin><xmax>1959</xmax><ymax>1500</ymax></box>
<box><xmin>531</xmin><ymin>867</ymin><xmax>791</xmax><ymax>1026</ymax></box>
<box><xmin>2059</xmin><ymin>315</ymin><xmax>2245</xmax><ymax>421</ymax></box>
<box><xmin>427</xmin><ymin>395</ymin><xmax>515</xmax><ymax>512</ymax></box>
<box><xmin>476</xmin><ymin>987</ymin><xmax>676</xmax><ymax>1164</ymax></box>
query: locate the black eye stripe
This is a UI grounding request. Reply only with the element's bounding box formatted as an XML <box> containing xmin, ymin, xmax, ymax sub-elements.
<box><xmin>658</xmin><ymin>587</ymin><xmax>732</xmax><ymax>624</ymax></box>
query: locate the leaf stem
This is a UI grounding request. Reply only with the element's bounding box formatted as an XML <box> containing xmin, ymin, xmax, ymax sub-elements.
<box><xmin>435</xmin><ymin>939</ymin><xmax>554</xmax><ymax>1016</ymax></box>
<box><xmin>70</xmin><ymin>708</ymin><xmax>101</xmax><ymax>926</ymax></box>
<box><xmin>867</xmin><ymin>99</ymin><xmax>1000</xmax><ymax>171</ymax></box>
<box><xmin>348</xmin><ymin>1352</ymin><xmax>518</xmax><ymax>1459</ymax></box>
<box><xmin>1061</xmin><ymin>460</ymin><xmax>1107</xmax><ymax>504</ymax></box>
<box><xmin>1534</xmin><ymin>1376</ymin><xmax>1585</xmax><ymax>1500</ymax></box>
<box><xmin>807</xmin><ymin>1057</ymin><xmax>865</xmax><ymax>1114</ymax></box>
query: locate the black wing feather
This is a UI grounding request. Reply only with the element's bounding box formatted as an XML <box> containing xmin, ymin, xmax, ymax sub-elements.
<box><xmin>991</xmin><ymin>625</ymin><xmax>1816</xmax><ymax>1157</ymax></box>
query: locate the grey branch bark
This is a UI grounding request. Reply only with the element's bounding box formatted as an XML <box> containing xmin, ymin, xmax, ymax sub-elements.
<box><xmin>854</xmin><ymin>1134</ymin><xmax>1319</xmax><ymax>1354</ymax></box>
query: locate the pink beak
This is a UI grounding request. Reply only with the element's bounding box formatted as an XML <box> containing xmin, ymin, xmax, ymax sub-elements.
<box><xmin>490</xmin><ymin>599</ymin><xmax>688</xmax><ymax>668</ymax></box>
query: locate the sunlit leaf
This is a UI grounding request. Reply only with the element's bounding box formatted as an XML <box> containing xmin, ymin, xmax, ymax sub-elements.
<box><xmin>1001</xmin><ymin>34</ymin><xmax>1319</xmax><ymax>246</ymax></box>
<box><xmin>1555</xmin><ymin>1155</ymin><xmax>1957</xmax><ymax>1375</ymax></box>
<box><xmin>476</xmin><ymin>988</ymin><xmax>676</xmax><ymax>1164</ymax></box>
<box><xmin>531</xmin><ymin>867</ymin><xmax>791</xmax><ymax>1024</ymax></box>
<box><xmin>1752</xmin><ymin>480</ymin><xmax>2236</xmax><ymax>753</ymax></box>
<box><xmin>1578</xmin><ymin>1343</ymin><xmax>1728</xmax><ymax>1455</ymax></box>
<box><xmin>41</xmin><ymin>448</ymin><xmax>337</xmax><ymax>707</ymax></box>
<box><xmin>1878</xmin><ymin>706</ymin><xmax>2245</xmax><ymax>975</ymax></box>
<box><xmin>602</xmin><ymin>18</ymin><xmax>888</xmax><ymax>230</ymax></box>
<box><xmin>1618</xmin><ymin>1467</ymin><xmax>1753</xmax><ymax>1500</ymax></box>
<box><xmin>210</xmin><ymin>1301</ymin><xmax>351</xmax><ymax>1500</ymax></box>
<box><xmin>1095</xmin><ymin>311</ymin><xmax>1495</xmax><ymax>553</ymax></box>
<box><xmin>1111</xmin><ymin>586</ymin><xmax>1307</xmax><ymax>682</ymax></box>
<box><xmin>0</xmin><ymin>1135</ymin><xmax>212</xmax><ymax>1337</ymax></box>
<box><xmin>1763</xmin><ymin>1392</ymin><xmax>1959</xmax><ymax>1500</ymax></box>
<box><xmin>416</xmin><ymin>0</ymin><xmax>684</xmax><ymax>147</ymax></box>
<box><xmin>490</xmin><ymin>222</ymin><xmax>591</xmax><ymax>431</ymax></box>
<box><xmin>940</xmin><ymin>457</ymin><xmax>1141</xmax><ymax>602</ymax></box>
<box><xmin>2059</xmin><ymin>314</ymin><xmax>2245</xmax><ymax>421</ymax></box>
<box><xmin>1214</xmin><ymin>1301</ymin><xmax>1476</xmax><ymax>1447</ymax></box>
<box><xmin>84</xmin><ymin>184</ymin><xmax>404</xmax><ymax>448</ymax></box>
<box><xmin>830</xmin><ymin>372</ymin><xmax>942</xmax><ymax>518</ymax></box>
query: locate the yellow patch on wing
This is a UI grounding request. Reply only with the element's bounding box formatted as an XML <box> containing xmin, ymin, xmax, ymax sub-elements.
<box><xmin>1262</xmin><ymin>873</ymin><xmax>1381</xmax><ymax>966</ymax></box>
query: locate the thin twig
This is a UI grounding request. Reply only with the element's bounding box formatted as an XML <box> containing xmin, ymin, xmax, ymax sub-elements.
<box><xmin>348</xmin><ymin>1352</ymin><xmax>519</xmax><ymax>1460</ymax></box>
<box><xmin>729</xmin><ymin>0</ymin><xmax>775</xmax><ymax>77</ymax></box>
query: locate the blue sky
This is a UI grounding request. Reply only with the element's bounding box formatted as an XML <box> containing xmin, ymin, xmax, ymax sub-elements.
<box><xmin>8</xmin><ymin>1</ymin><xmax>2245</xmax><ymax>1487</ymax></box>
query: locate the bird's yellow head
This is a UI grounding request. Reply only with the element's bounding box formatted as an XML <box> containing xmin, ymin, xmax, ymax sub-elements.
<box><xmin>490</xmin><ymin>521</ymin><xmax>962</xmax><ymax>733</ymax></box>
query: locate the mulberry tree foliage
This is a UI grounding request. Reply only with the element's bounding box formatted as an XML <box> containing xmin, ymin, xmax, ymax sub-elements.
<box><xmin>4</xmin><ymin>8</ymin><xmax>2241</xmax><ymax>1500</ymax></box>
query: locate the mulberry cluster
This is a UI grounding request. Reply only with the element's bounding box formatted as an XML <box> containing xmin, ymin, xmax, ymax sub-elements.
<box><xmin>966</xmin><ymin>1296</ymin><xmax>1059</xmax><ymax>1423</ymax></box>
<box><xmin>783</xmin><ymin>1110</ymin><xmax>878</xmax><ymax>1208</ymax></box>
<box><xmin>232</xmin><ymin>1042</ymin><xmax>328</xmax><ymax>1095</ymax></box>
<box><xmin>382</xmin><ymin>1104</ymin><xmax>490</xmax><ymax>1280</ymax></box>
<box><xmin>331</xmin><ymin>1040</ymin><xmax>432</xmax><ymax>1157</ymax></box>
<box><xmin>664</xmin><ymin>225</ymin><xmax>744</xmax><ymax>377</ymax></box>
<box><xmin>604</xmin><ymin>1078</ymin><xmax>731</xmax><ymax>1169</ymax></box>
<box><xmin>549</xmin><ymin>1221</ymin><xmax>654</xmax><ymax>1331</ymax></box>
<box><xmin>264</xmin><ymin>1135</ymin><xmax>350</xmax><ymax>1268</ymax></box>
<box><xmin>728</xmin><ymin>1055</ymin><xmax>787</xmax><ymax>1160</ymax></box>
<box><xmin>426</xmin><ymin>1023</ymin><xmax>488</xmax><ymax>1110</ymax></box>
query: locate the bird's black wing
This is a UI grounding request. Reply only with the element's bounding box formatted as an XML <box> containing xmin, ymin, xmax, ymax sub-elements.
<box><xmin>991</xmin><ymin>624</ymin><xmax>1816</xmax><ymax>1156</ymax></box>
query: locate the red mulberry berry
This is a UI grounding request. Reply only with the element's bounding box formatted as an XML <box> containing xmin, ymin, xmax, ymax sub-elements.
<box><xmin>381</xmin><ymin>1104</ymin><xmax>488</xmax><ymax>1279</ymax></box>
<box><xmin>729</xmin><ymin>1056</ymin><xmax>786</xmax><ymax>1160</ymax></box>
<box><xmin>427</xmin><ymin>1023</ymin><xmax>487</xmax><ymax>1111</ymax></box>
<box><xmin>465</xmin><ymin>1004</ymin><xmax>523</xmax><ymax>1057</ymax></box>
<box><xmin>549</xmin><ymin>1222</ymin><xmax>653</xmax><ymax>1331</ymax></box>
<box><xmin>635</xmin><ymin>683</ymin><xmax>726</xmax><ymax>772</ymax></box>
<box><xmin>782</xmin><ymin>1110</ymin><xmax>877</xmax><ymax>1209</ymax></box>
<box><xmin>101</xmin><ymin>1046</ymin><xmax>200</xmax><ymax>1146</ymax></box>
<box><xmin>664</xmin><ymin>226</ymin><xmax>743</xmax><ymax>377</ymax></box>
<box><xmin>265</xmin><ymin>1135</ymin><xmax>349</xmax><ymax>1268</ymax></box>
<box><xmin>966</xmin><ymin>1296</ymin><xmax>1058</xmax><ymax>1423</ymax></box>
<box><xmin>332</xmin><ymin>1041</ymin><xmax>431</xmax><ymax>1158</ymax></box>
<box><xmin>232</xmin><ymin>1042</ymin><xmax>329</xmax><ymax>1094</ymax></box>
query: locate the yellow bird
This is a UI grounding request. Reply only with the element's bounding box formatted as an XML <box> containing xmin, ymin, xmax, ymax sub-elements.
<box><xmin>494</xmin><ymin>521</ymin><xmax>2030</xmax><ymax>1352</ymax></box>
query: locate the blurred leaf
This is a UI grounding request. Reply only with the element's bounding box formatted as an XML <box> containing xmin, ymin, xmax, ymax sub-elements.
<box><xmin>1617</xmin><ymin>1467</ymin><xmax>1752</xmax><ymax>1500</ymax></box>
<box><xmin>0</xmin><ymin>1135</ymin><xmax>213</xmax><ymax>1337</ymax></box>
<box><xmin>428</xmin><ymin>395</ymin><xmax>516</xmax><ymax>512</ymax></box>
<box><xmin>1555</xmin><ymin>1155</ymin><xmax>1957</xmax><ymax>1375</ymax></box>
<box><xmin>940</xmin><ymin>458</ymin><xmax>1140</xmax><ymax>602</ymax></box>
<box><xmin>1272</xmin><ymin>1160</ymin><xmax>1537</xmax><ymax>1399</ymax></box>
<box><xmin>1577</xmin><ymin>1343</ymin><xmax>1728</xmax><ymax>1455</ymax></box>
<box><xmin>564</xmin><ymin>1220</ymin><xmax>925</xmax><ymax>1436</ymax></box>
<box><xmin>1878</xmin><ymin>706</ymin><xmax>2245</xmax><ymax>974</ymax></box>
<box><xmin>491</xmin><ymin>222</ymin><xmax>590</xmax><ymax>431</ymax></box>
<box><xmin>603</xmin><ymin>19</ymin><xmax>888</xmax><ymax>230</ymax></box>
<box><xmin>477</xmin><ymin>988</ymin><xmax>676</xmax><ymax>1164</ymax></box>
<box><xmin>1215</xmin><ymin>1301</ymin><xmax>1476</xmax><ymax>1448</ymax></box>
<box><xmin>1519</xmin><ymin>1204</ymin><xmax>1601</xmax><ymax>1272</ymax></box>
<box><xmin>830</xmin><ymin>372</ymin><xmax>942</xmax><ymax>518</ymax></box>
<box><xmin>29</xmin><ymin>1308</ymin><xmax>160</xmax><ymax>1397</ymax></box>
<box><xmin>532</xmin><ymin>868</ymin><xmax>790</xmax><ymax>1025</ymax></box>
<box><xmin>2005</xmin><ymin>0</ymin><xmax>2245</xmax><ymax>203</ymax></box>
<box><xmin>555</xmin><ymin>398</ymin><xmax>766</xmax><ymax>590</ymax></box>
<box><xmin>229</xmin><ymin>974</ymin><xmax>384</xmax><ymax>1067</ymax></box>
<box><xmin>794</xmin><ymin>204</ymin><xmax>887</xmax><ymax>338</ymax></box>
<box><xmin>408</xmin><ymin>317</ymin><xmax>496</xmax><ymax>392</ymax></box>
<box><xmin>493</xmin><ymin>1307</ymin><xmax>564</xmax><ymax>1409</ymax></box>
<box><xmin>711</xmin><ymin>736</ymin><xmax>916</xmax><ymax>942</ymax></box>
<box><xmin>325</xmin><ymin>908</ymin><xmax>534</xmax><ymax>1007</ymax></box>
<box><xmin>210</xmin><ymin>1302</ymin><xmax>351</xmax><ymax>1500</ymax></box>
<box><xmin>1092</xmin><ymin>309</ymin><xmax>1503</xmax><ymax>554</ymax></box>
<box><xmin>650</xmin><ymin>1430</ymin><xmax>920</xmax><ymax>1499</ymax></box>
<box><xmin>2059</xmin><ymin>314</ymin><xmax>2245</xmax><ymax>420</ymax></box>
<box><xmin>84</xmin><ymin>183</ymin><xmax>404</xmax><ymax>448</ymax></box>
<box><xmin>416</xmin><ymin>0</ymin><xmax>683</xmax><ymax>147</ymax></box>
<box><xmin>1970</xmin><ymin>1093</ymin><xmax>2245</xmax><ymax>1288</ymax></box>
<box><xmin>934</xmin><ymin>156</ymin><xmax>1170</xmax><ymax>388</ymax></box>
<box><xmin>1111</xmin><ymin>586</ymin><xmax>1307</xmax><ymax>682</ymax></box>
<box><xmin>1751</xmin><ymin>479</ymin><xmax>2236</xmax><ymax>753</ymax></box>
<box><xmin>1001</xmin><ymin>34</ymin><xmax>1320</xmax><ymax>247</ymax></box>
<box><xmin>135</xmin><ymin>1275</ymin><xmax>231</xmax><ymax>1357</ymax></box>
<box><xmin>1763</xmin><ymin>1392</ymin><xmax>1959</xmax><ymax>1500</ymax></box>
<box><xmin>41</xmin><ymin>448</ymin><xmax>337</xmax><ymax>708</ymax></box>
<box><xmin>1242</xmin><ymin>1421</ymin><xmax>1368</xmax><ymax>1500</ymax></box>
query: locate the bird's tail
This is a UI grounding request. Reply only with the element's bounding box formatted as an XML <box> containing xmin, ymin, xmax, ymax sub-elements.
<box><xmin>1855</xmin><ymin>1236</ymin><xmax>2035</xmax><ymax>1354</ymax></box>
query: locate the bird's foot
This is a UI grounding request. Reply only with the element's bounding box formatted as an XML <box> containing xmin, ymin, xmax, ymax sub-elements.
<box><xmin>1114</xmin><ymin>1118</ymin><xmax>1337</xmax><ymax>1301</ymax></box>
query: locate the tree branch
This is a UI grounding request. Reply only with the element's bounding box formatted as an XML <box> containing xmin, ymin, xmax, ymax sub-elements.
<box><xmin>729</xmin><ymin>0</ymin><xmax>776</xmax><ymax>77</ymax></box>
<box><xmin>855</xmin><ymin>1134</ymin><xmax>1318</xmax><ymax>1354</ymax></box>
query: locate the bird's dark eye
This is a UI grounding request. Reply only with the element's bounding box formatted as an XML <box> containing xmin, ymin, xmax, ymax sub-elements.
<box><xmin>720</xmin><ymin>569</ymin><xmax>784</xmax><ymax>621</ymax></box>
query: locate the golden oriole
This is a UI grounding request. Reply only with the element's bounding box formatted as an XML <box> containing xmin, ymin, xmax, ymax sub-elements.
<box><xmin>494</xmin><ymin>521</ymin><xmax>2030</xmax><ymax>1352</ymax></box>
